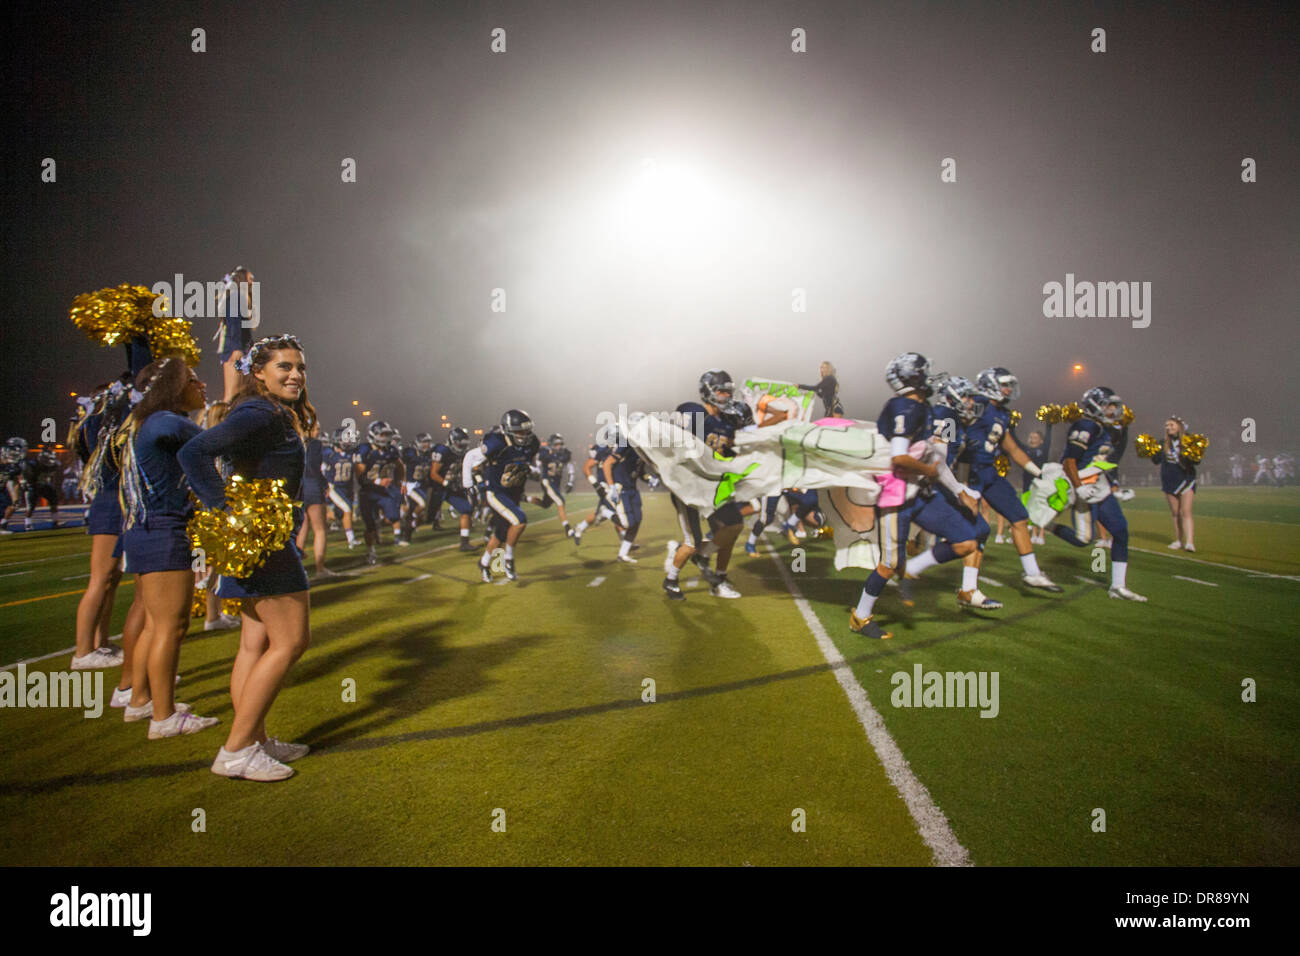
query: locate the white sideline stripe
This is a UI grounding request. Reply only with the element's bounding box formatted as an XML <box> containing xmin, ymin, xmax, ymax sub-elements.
<box><xmin>978</xmin><ymin>576</ymin><xmax>1005</xmax><ymax>588</ymax></box>
<box><xmin>0</xmin><ymin>570</ymin><xmax>34</xmax><ymax>578</ymax></box>
<box><xmin>766</xmin><ymin>550</ymin><xmax>971</xmax><ymax>867</ymax></box>
<box><xmin>684</xmin><ymin>579</ymin><xmax>699</xmax><ymax>588</ymax></box>
<box><xmin>1074</xmin><ymin>575</ymin><xmax>1104</xmax><ymax>587</ymax></box>
<box><xmin>0</xmin><ymin>553</ymin><xmax>86</xmax><ymax>570</ymax></box>
<box><xmin>407</xmin><ymin>573</ymin><xmax>432</xmax><ymax>583</ymax></box>
<box><xmin>1173</xmin><ymin>575</ymin><xmax>1218</xmax><ymax>587</ymax></box>
<box><xmin>587</xmin><ymin>577</ymin><xmax>605</xmax><ymax>588</ymax></box>
<box><xmin>1128</xmin><ymin>546</ymin><xmax>1300</xmax><ymax>582</ymax></box>
<box><xmin>61</xmin><ymin>573</ymin><xmax>91</xmax><ymax>580</ymax></box>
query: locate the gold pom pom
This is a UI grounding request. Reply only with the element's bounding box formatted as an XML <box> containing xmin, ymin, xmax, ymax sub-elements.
<box><xmin>146</xmin><ymin>314</ymin><xmax>202</xmax><ymax>367</ymax></box>
<box><xmin>814</xmin><ymin>524</ymin><xmax>834</xmax><ymax>540</ymax></box>
<box><xmin>1062</xmin><ymin>402</ymin><xmax>1083</xmax><ymax>423</ymax></box>
<box><xmin>1009</xmin><ymin>409</ymin><xmax>1022</xmax><ymax>427</ymax></box>
<box><xmin>995</xmin><ymin>454</ymin><xmax>1010</xmax><ymax>477</ymax></box>
<box><xmin>221</xmin><ymin>598</ymin><xmax>243</xmax><ymax>617</ymax></box>
<box><xmin>1135</xmin><ymin>433</ymin><xmax>1162</xmax><ymax>460</ymax></box>
<box><xmin>1182</xmin><ymin>433</ymin><xmax>1208</xmax><ymax>464</ymax></box>
<box><xmin>1120</xmin><ymin>405</ymin><xmax>1135</xmax><ymax>426</ymax></box>
<box><xmin>69</xmin><ymin>284</ymin><xmax>157</xmax><ymax>347</ymax></box>
<box><xmin>191</xmin><ymin>586</ymin><xmax>207</xmax><ymax>619</ymax></box>
<box><xmin>1036</xmin><ymin>404</ymin><xmax>1062</xmax><ymax>424</ymax></box>
<box><xmin>188</xmin><ymin>477</ymin><xmax>295</xmax><ymax>580</ymax></box>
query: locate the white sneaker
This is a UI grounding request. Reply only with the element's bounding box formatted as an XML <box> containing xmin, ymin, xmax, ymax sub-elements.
<box><xmin>110</xmin><ymin>686</ymin><xmax>132</xmax><ymax>708</ymax></box>
<box><xmin>1167</xmin><ymin>540</ymin><xmax>1183</xmax><ymax>550</ymax></box>
<box><xmin>1108</xmin><ymin>586</ymin><xmax>1148</xmax><ymax>602</ymax></box>
<box><xmin>958</xmin><ymin>588</ymin><xmax>1003</xmax><ymax>610</ymax></box>
<box><xmin>994</xmin><ymin>535</ymin><xmax>1005</xmax><ymax>544</ymax></box>
<box><xmin>148</xmin><ymin>709</ymin><xmax>219</xmax><ymax>739</ymax></box>
<box><xmin>262</xmin><ymin>736</ymin><xmax>310</xmax><ymax>763</ymax></box>
<box><xmin>124</xmin><ymin>699</ymin><xmax>191</xmax><ymax>722</ymax></box>
<box><xmin>1021</xmin><ymin>573</ymin><xmax>1064</xmax><ymax>593</ymax></box>
<box><xmin>97</xmin><ymin>644</ymin><xmax>123</xmax><ymax>659</ymax></box>
<box><xmin>211</xmin><ymin>742</ymin><xmax>295</xmax><ymax>781</ymax></box>
<box><xmin>203</xmin><ymin>613</ymin><xmax>241</xmax><ymax>632</ymax></box>
<box><xmin>1183</xmin><ymin>544</ymin><xmax>1196</xmax><ymax>553</ymax></box>
<box><xmin>710</xmin><ymin>580</ymin><xmax>742</xmax><ymax>599</ymax></box>
<box><xmin>70</xmin><ymin>647</ymin><xmax>121</xmax><ymax>670</ymax></box>
<box><xmin>1100</xmin><ymin>539</ymin><xmax>1112</xmax><ymax>549</ymax></box>
<box><xmin>617</xmin><ymin>554</ymin><xmax>638</xmax><ymax>564</ymax></box>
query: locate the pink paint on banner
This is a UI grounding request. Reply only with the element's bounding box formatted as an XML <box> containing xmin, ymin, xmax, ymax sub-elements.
<box><xmin>813</xmin><ymin>417</ymin><xmax>856</xmax><ymax>427</ymax></box>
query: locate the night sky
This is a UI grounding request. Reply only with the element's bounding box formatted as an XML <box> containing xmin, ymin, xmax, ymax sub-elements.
<box><xmin>4</xmin><ymin>0</ymin><xmax>1296</xmax><ymax>459</ymax></box>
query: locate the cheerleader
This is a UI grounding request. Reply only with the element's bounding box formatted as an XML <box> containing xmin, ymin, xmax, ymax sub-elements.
<box><xmin>70</xmin><ymin>383</ymin><xmax>131</xmax><ymax>671</ymax></box>
<box><xmin>798</xmin><ymin>361</ymin><xmax>846</xmax><ymax>418</ymax></box>
<box><xmin>294</xmin><ymin>420</ymin><xmax>332</xmax><ymax>576</ymax></box>
<box><xmin>1158</xmin><ymin>416</ymin><xmax>1197</xmax><ymax>552</ymax></box>
<box><xmin>119</xmin><ymin>357</ymin><xmax>221</xmax><ymax>737</ymax></box>
<box><xmin>179</xmin><ymin>334</ymin><xmax>314</xmax><ymax>782</ymax></box>
<box><xmin>215</xmin><ymin>267</ymin><xmax>257</xmax><ymax>403</ymax></box>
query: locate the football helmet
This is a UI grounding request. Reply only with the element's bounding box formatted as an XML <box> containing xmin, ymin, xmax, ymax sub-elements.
<box><xmin>698</xmin><ymin>369</ymin><xmax>736</xmax><ymax>407</ymax></box>
<box><xmin>449</xmin><ymin>426</ymin><xmax>471</xmax><ymax>452</ymax></box>
<box><xmin>885</xmin><ymin>353</ymin><xmax>934</xmax><ymax>396</ymax></box>
<box><xmin>500</xmin><ymin>409</ymin><xmax>534</xmax><ymax>445</ymax></box>
<box><xmin>367</xmin><ymin>420</ymin><xmax>396</xmax><ymax>447</ymax></box>
<box><xmin>38</xmin><ymin>449</ymin><xmax>60</xmax><ymax>468</ymax></box>
<box><xmin>720</xmin><ymin>400</ymin><xmax>754</xmax><ymax>428</ymax></box>
<box><xmin>547</xmin><ymin>433</ymin><xmax>565</xmax><ymax>451</ymax></box>
<box><xmin>416</xmin><ymin>432</ymin><xmax>434</xmax><ymax>453</ymax></box>
<box><xmin>975</xmin><ymin>367</ymin><xmax>1020</xmax><ymax>405</ymax></box>
<box><xmin>935</xmin><ymin>375</ymin><xmax>985</xmax><ymax>425</ymax></box>
<box><xmin>333</xmin><ymin>426</ymin><xmax>358</xmax><ymax>453</ymax></box>
<box><xmin>1081</xmin><ymin>386</ymin><xmax>1125</xmax><ymax>425</ymax></box>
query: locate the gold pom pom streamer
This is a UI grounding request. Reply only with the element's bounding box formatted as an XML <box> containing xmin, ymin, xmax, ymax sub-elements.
<box><xmin>995</xmin><ymin>454</ymin><xmax>1010</xmax><ymax>477</ymax></box>
<box><xmin>1182</xmin><ymin>433</ymin><xmax>1208</xmax><ymax>464</ymax></box>
<box><xmin>1120</xmin><ymin>405</ymin><xmax>1135</xmax><ymax>426</ymax></box>
<box><xmin>1135</xmin><ymin>434</ymin><xmax>1162</xmax><ymax>460</ymax></box>
<box><xmin>222</xmin><ymin>598</ymin><xmax>244</xmax><ymax>617</ymax></box>
<box><xmin>188</xmin><ymin>477</ymin><xmax>294</xmax><ymax>580</ymax></box>
<box><xmin>1036</xmin><ymin>404</ymin><xmax>1062</xmax><ymax>424</ymax></box>
<box><xmin>69</xmin><ymin>284</ymin><xmax>201</xmax><ymax>366</ymax></box>
<box><xmin>1061</xmin><ymin>402</ymin><xmax>1083</xmax><ymax>423</ymax></box>
<box><xmin>1009</xmin><ymin>409</ymin><xmax>1022</xmax><ymax>427</ymax></box>
<box><xmin>191</xmin><ymin>586</ymin><xmax>207</xmax><ymax>619</ymax></box>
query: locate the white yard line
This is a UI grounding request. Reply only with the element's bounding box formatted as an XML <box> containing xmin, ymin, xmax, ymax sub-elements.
<box><xmin>978</xmin><ymin>576</ymin><xmax>1005</xmax><ymax>588</ymax></box>
<box><xmin>1074</xmin><ymin>575</ymin><xmax>1105</xmax><ymax>587</ymax></box>
<box><xmin>587</xmin><ymin>577</ymin><xmax>605</xmax><ymax>587</ymax></box>
<box><xmin>767</xmin><ymin>550</ymin><xmax>971</xmax><ymax>867</ymax></box>
<box><xmin>1172</xmin><ymin>575</ymin><xmax>1218</xmax><ymax>587</ymax></box>
<box><xmin>1128</xmin><ymin>546</ymin><xmax>1299</xmax><ymax>582</ymax></box>
<box><xmin>0</xmin><ymin>570</ymin><xmax>35</xmax><ymax>578</ymax></box>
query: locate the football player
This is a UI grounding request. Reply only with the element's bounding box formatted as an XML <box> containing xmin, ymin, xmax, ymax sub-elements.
<box><xmin>323</xmin><ymin>426</ymin><xmax>358</xmax><ymax>548</ymax></box>
<box><xmin>850</xmin><ymin>354</ymin><xmax>984</xmax><ymax>638</ymax></box>
<box><xmin>527</xmin><ymin>432</ymin><xmax>575</xmax><ymax>537</ymax></box>
<box><xmin>23</xmin><ymin>446</ymin><xmax>64</xmax><ymax>530</ymax></box>
<box><xmin>430</xmin><ymin>426</ymin><xmax>476</xmax><ymax>551</ymax></box>
<box><xmin>401</xmin><ymin>431</ymin><xmax>436</xmax><ymax>540</ymax></box>
<box><xmin>1050</xmin><ymin>387</ymin><xmax>1147</xmax><ymax>600</ymax></box>
<box><xmin>683</xmin><ymin>370</ymin><xmax>746</xmax><ymax>598</ymax></box>
<box><xmin>0</xmin><ymin>438</ymin><xmax>26</xmax><ymax>533</ymax></box>
<box><xmin>602</xmin><ymin>422</ymin><xmax>649</xmax><ymax>564</ymax></box>
<box><xmin>961</xmin><ymin>367</ymin><xmax>1062</xmax><ymax>592</ymax></box>
<box><xmin>474</xmin><ymin>410</ymin><xmax>539</xmax><ymax>582</ymax></box>
<box><xmin>353</xmin><ymin>420</ymin><xmax>405</xmax><ymax>565</ymax></box>
<box><xmin>572</xmin><ymin>438</ymin><xmax>620</xmax><ymax>544</ymax></box>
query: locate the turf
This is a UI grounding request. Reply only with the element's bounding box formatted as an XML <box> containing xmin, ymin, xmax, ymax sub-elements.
<box><xmin>0</xmin><ymin>486</ymin><xmax>1296</xmax><ymax>866</ymax></box>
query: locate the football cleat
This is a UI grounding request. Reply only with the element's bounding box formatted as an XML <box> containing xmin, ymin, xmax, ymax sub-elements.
<box><xmin>744</xmin><ymin>542</ymin><xmax>758</xmax><ymax>556</ymax></box>
<box><xmin>785</xmin><ymin>527</ymin><xmax>800</xmax><ymax>547</ymax></box>
<box><xmin>366</xmin><ymin>549</ymin><xmax>378</xmax><ymax>566</ymax></box>
<box><xmin>1108</xmin><ymin>586</ymin><xmax>1148</xmax><ymax>602</ymax></box>
<box><xmin>480</xmin><ymin>564</ymin><xmax>493</xmax><ymax>583</ymax></box>
<box><xmin>848</xmin><ymin>611</ymin><xmax>892</xmax><ymax>639</ymax></box>
<box><xmin>458</xmin><ymin>537</ymin><xmax>476</xmax><ymax>552</ymax></box>
<box><xmin>710</xmin><ymin>579</ymin><xmax>742</xmax><ymax>599</ymax></box>
<box><xmin>897</xmin><ymin>575</ymin><xmax>916</xmax><ymax>607</ymax></box>
<box><xmin>958</xmin><ymin>588</ymin><xmax>1003</xmax><ymax>610</ymax></box>
<box><xmin>617</xmin><ymin>553</ymin><xmax>638</xmax><ymax>564</ymax></box>
<box><xmin>1021</xmin><ymin>573</ymin><xmax>1063</xmax><ymax>592</ymax></box>
<box><xmin>662</xmin><ymin>578</ymin><xmax>686</xmax><ymax>601</ymax></box>
<box><xmin>503</xmin><ymin>559</ymin><xmax>517</xmax><ymax>581</ymax></box>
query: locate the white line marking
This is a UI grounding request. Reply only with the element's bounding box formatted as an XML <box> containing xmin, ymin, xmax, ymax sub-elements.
<box><xmin>1172</xmin><ymin>575</ymin><xmax>1218</xmax><ymax>587</ymax></box>
<box><xmin>1074</xmin><ymin>575</ymin><xmax>1104</xmax><ymax>587</ymax></box>
<box><xmin>587</xmin><ymin>577</ymin><xmax>605</xmax><ymax>588</ymax></box>
<box><xmin>766</xmin><ymin>550</ymin><xmax>971</xmax><ymax>867</ymax></box>
<box><xmin>1128</xmin><ymin>546</ymin><xmax>1300</xmax><ymax>582</ymax></box>
<box><xmin>0</xmin><ymin>570</ymin><xmax>34</xmax><ymax>578</ymax></box>
<box><xmin>407</xmin><ymin>573</ymin><xmax>432</xmax><ymax>583</ymax></box>
<box><xmin>61</xmin><ymin>573</ymin><xmax>91</xmax><ymax>580</ymax></box>
<box><xmin>684</xmin><ymin>579</ymin><xmax>699</xmax><ymax>588</ymax></box>
<box><xmin>978</xmin><ymin>576</ymin><xmax>1004</xmax><ymax>588</ymax></box>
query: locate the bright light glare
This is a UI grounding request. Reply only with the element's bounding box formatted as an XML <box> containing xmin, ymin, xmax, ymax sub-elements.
<box><xmin>614</xmin><ymin>156</ymin><xmax>726</xmax><ymax>247</ymax></box>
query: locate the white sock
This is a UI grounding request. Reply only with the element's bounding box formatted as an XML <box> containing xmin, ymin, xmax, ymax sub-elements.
<box><xmin>460</xmin><ymin>528</ymin><xmax>469</xmax><ymax>538</ymax></box>
<box><xmin>619</xmin><ymin>540</ymin><xmax>632</xmax><ymax>557</ymax></box>
<box><xmin>345</xmin><ymin>529</ymin><xmax>355</xmax><ymax>543</ymax></box>
<box><xmin>666</xmin><ymin>564</ymin><xmax>680</xmax><ymax>581</ymax></box>
<box><xmin>908</xmin><ymin>547</ymin><xmax>941</xmax><ymax>576</ymax></box>
<box><xmin>576</xmin><ymin>520</ymin><xmax>589</xmax><ymax>534</ymax></box>
<box><xmin>1112</xmin><ymin>560</ymin><xmax>1127</xmax><ymax>589</ymax></box>
<box><xmin>961</xmin><ymin>565</ymin><xmax>980</xmax><ymax>592</ymax></box>
<box><xmin>1020</xmin><ymin>552</ymin><xmax>1041</xmax><ymax>577</ymax></box>
<box><xmin>479</xmin><ymin>552</ymin><xmax>491</xmax><ymax>568</ymax></box>
<box><xmin>504</xmin><ymin>545</ymin><xmax>515</xmax><ymax>560</ymax></box>
<box><xmin>855</xmin><ymin>590</ymin><xmax>879</xmax><ymax>618</ymax></box>
<box><xmin>784</xmin><ymin>516</ymin><xmax>799</xmax><ymax>529</ymax></box>
<box><xmin>746</xmin><ymin>532</ymin><xmax>759</xmax><ymax>547</ymax></box>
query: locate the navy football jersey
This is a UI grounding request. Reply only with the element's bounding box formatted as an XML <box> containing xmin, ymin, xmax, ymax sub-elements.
<box><xmin>431</xmin><ymin>443</ymin><xmax>465</xmax><ymax>491</ymax></box>
<box><xmin>877</xmin><ymin>395</ymin><xmax>931</xmax><ymax>444</ymax></box>
<box><xmin>701</xmin><ymin>413</ymin><xmax>735</xmax><ymax>457</ymax></box>
<box><xmin>608</xmin><ymin>443</ymin><xmax>646</xmax><ymax>485</ymax></box>
<box><xmin>962</xmin><ymin>403</ymin><xmax>1012</xmax><ymax>470</ymax></box>
<box><xmin>353</xmin><ymin>442</ymin><xmax>401</xmax><ymax>482</ymax></box>
<box><xmin>402</xmin><ymin>445</ymin><xmax>433</xmax><ymax>484</ymax></box>
<box><xmin>322</xmin><ymin>446</ymin><xmax>353</xmax><ymax>486</ymax></box>
<box><xmin>929</xmin><ymin>405</ymin><xmax>967</xmax><ymax>467</ymax></box>
<box><xmin>1062</xmin><ymin>420</ymin><xmax>1115</xmax><ymax>467</ymax></box>
<box><xmin>482</xmin><ymin>432</ymin><xmax>535</xmax><ymax>493</ymax></box>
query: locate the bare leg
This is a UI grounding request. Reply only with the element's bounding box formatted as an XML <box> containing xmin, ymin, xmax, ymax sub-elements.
<box><xmin>222</xmin><ymin>592</ymin><xmax>310</xmax><ymax>752</ymax></box>
<box><xmin>73</xmin><ymin>535</ymin><xmax>121</xmax><ymax>658</ymax></box>
<box><xmin>137</xmin><ymin>569</ymin><xmax>194</xmax><ymax>720</ymax></box>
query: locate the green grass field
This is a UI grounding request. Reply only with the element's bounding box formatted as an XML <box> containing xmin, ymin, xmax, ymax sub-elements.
<box><xmin>1</xmin><ymin>486</ymin><xmax>1297</xmax><ymax>866</ymax></box>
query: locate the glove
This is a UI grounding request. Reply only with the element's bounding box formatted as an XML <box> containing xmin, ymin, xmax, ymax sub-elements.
<box><xmin>586</xmin><ymin>472</ymin><xmax>597</xmax><ymax>486</ymax></box>
<box><xmin>1075</xmin><ymin>479</ymin><xmax>1111</xmax><ymax>504</ymax></box>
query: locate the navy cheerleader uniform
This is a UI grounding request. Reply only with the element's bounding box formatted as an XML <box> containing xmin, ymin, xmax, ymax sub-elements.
<box><xmin>76</xmin><ymin>411</ymin><xmax>125</xmax><ymax>555</ymax></box>
<box><xmin>301</xmin><ymin>437</ymin><xmax>325</xmax><ymax>507</ymax></box>
<box><xmin>1157</xmin><ymin>439</ymin><xmax>1197</xmax><ymax>495</ymax></box>
<box><xmin>121</xmin><ymin>411</ymin><xmax>203</xmax><ymax>573</ymax></box>
<box><xmin>179</xmin><ymin>398</ymin><xmax>308</xmax><ymax>598</ymax></box>
<box><xmin>215</xmin><ymin>283</ymin><xmax>254</xmax><ymax>364</ymax></box>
